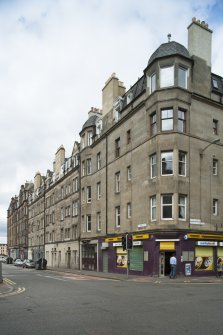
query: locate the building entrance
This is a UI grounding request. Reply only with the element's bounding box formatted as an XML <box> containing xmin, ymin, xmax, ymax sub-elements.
<box><xmin>159</xmin><ymin>251</ymin><xmax>173</xmax><ymax>277</ymax></box>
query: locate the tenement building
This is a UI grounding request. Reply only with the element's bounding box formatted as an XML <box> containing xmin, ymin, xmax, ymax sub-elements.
<box><xmin>28</xmin><ymin>143</ymin><xmax>80</xmax><ymax>269</ymax></box>
<box><xmin>7</xmin><ymin>18</ymin><xmax>223</xmax><ymax>277</ymax></box>
<box><xmin>79</xmin><ymin>18</ymin><xmax>223</xmax><ymax>277</ymax></box>
<box><xmin>7</xmin><ymin>182</ymin><xmax>33</xmax><ymax>260</ymax></box>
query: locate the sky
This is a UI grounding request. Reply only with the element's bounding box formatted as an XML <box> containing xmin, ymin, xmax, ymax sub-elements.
<box><xmin>0</xmin><ymin>0</ymin><xmax>223</xmax><ymax>244</ymax></box>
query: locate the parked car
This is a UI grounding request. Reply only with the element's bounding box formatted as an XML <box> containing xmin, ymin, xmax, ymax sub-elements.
<box><xmin>0</xmin><ymin>256</ymin><xmax>7</xmax><ymax>263</ymax></box>
<box><xmin>14</xmin><ymin>259</ymin><xmax>24</xmax><ymax>267</ymax></box>
<box><xmin>23</xmin><ymin>259</ymin><xmax>35</xmax><ymax>268</ymax></box>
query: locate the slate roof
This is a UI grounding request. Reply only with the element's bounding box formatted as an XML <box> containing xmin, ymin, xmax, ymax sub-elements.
<box><xmin>81</xmin><ymin>115</ymin><xmax>98</xmax><ymax>131</ymax></box>
<box><xmin>121</xmin><ymin>75</ymin><xmax>146</xmax><ymax>110</ymax></box>
<box><xmin>148</xmin><ymin>41</ymin><xmax>191</xmax><ymax>66</ymax></box>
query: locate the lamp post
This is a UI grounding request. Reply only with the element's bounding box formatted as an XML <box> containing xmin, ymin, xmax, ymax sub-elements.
<box><xmin>199</xmin><ymin>138</ymin><xmax>220</xmax><ymax>224</ymax></box>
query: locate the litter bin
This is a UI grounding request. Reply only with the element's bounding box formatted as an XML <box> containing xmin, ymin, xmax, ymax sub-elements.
<box><xmin>42</xmin><ymin>258</ymin><xmax>47</xmax><ymax>270</ymax></box>
<box><xmin>7</xmin><ymin>257</ymin><xmax>13</xmax><ymax>264</ymax></box>
<box><xmin>35</xmin><ymin>258</ymin><xmax>42</xmax><ymax>270</ymax></box>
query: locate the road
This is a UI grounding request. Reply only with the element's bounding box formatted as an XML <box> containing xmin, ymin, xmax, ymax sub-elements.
<box><xmin>0</xmin><ymin>264</ymin><xmax>223</xmax><ymax>335</ymax></box>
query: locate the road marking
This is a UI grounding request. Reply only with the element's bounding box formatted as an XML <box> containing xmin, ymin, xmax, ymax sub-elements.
<box><xmin>4</xmin><ymin>278</ymin><xmax>16</xmax><ymax>285</ymax></box>
<box><xmin>37</xmin><ymin>274</ymin><xmax>68</xmax><ymax>282</ymax></box>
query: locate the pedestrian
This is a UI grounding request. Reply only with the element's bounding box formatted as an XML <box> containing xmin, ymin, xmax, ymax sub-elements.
<box><xmin>170</xmin><ymin>254</ymin><xmax>177</xmax><ymax>279</ymax></box>
<box><xmin>217</xmin><ymin>258</ymin><xmax>222</xmax><ymax>278</ymax></box>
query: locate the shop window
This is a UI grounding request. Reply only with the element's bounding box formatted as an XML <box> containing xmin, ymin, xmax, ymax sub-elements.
<box><xmin>195</xmin><ymin>246</ymin><xmax>213</xmax><ymax>271</ymax></box>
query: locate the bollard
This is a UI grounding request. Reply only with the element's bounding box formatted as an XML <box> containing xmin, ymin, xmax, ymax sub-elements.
<box><xmin>0</xmin><ymin>261</ymin><xmax>3</xmax><ymax>283</ymax></box>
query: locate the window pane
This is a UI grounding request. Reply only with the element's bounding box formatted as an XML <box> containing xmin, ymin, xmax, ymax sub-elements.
<box><xmin>161</xmin><ymin>109</ymin><xmax>173</xmax><ymax>131</ymax></box>
<box><xmin>160</xmin><ymin>66</ymin><xmax>174</xmax><ymax>87</ymax></box>
<box><xmin>163</xmin><ymin>206</ymin><xmax>172</xmax><ymax>218</ymax></box>
<box><xmin>162</xmin><ymin>195</ymin><xmax>172</xmax><ymax>204</ymax></box>
<box><xmin>161</xmin><ymin>152</ymin><xmax>173</xmax><ymax>175</ymax></box>
<box><xmin>179</xmin><ymin>67</ymin><xmax>187</xmax><ymax>89</ymax></box>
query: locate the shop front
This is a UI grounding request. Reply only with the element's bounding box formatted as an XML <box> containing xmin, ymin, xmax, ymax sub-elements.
<box><xmin>98</xmin><ymin>232</ymin><xmax>223</xmax><ymax>277</ymax></box>
<box><xmin>100</xmin><ymin>234</ymin><xmax>149</xmax><ymax>276</ymax></box>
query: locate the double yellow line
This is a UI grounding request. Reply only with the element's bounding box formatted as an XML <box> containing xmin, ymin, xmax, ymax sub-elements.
<box><xmin>0</xmin><ymin>278</ymin><xmax>26</xmax><ymax>297</ymax></box>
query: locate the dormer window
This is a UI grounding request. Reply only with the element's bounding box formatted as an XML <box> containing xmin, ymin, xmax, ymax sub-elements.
<box><xmin>87</xmin><ymin>131</ymin><xmax>93</xmax><ymax>146</ymax></box>
<box><xmin>212</xmin><ymin>79</ymin><xmax>218</xmax><ymax>89</ymax></box>
<box><xmin>178</xmin><ymin>66</ymin><xmax>188</xmax><ymax>89</ymax></box>
<box><xmin>127</xmin><ymin>91</ymin><xmax>133</xmax><ymax>104</ymax></box>
<box><xmin>148</xmin><ymin>72</ymin><xmax>156</xmax><ymax>93</ymax></box>
<box><xmin>160</xmin><ymin>65</ymin><xmax>174</xmax><ymax>88</ymax></box>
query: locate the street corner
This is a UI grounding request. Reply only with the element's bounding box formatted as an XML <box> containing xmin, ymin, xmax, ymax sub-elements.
<box><xmin>0</xmin><ymin>278</ymin><xmax>25</xmax><ymax>298</ymax></box>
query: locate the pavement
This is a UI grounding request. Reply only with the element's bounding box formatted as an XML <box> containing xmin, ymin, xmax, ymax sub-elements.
<box><xmin>1</xmin><ymin>265</ymin><xmax>223</xmax><ymax>296</ymax></box>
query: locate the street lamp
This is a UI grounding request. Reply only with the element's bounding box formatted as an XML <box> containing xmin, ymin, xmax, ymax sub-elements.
<box><xmin>199</xmin><ymin>138</ymin><xmax>220</xmax><ymax>224</ymax></box>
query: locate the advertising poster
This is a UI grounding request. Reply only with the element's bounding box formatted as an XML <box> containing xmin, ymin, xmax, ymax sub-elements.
<box><xmin>116</xmin><ymin>254</ymin><xmax>127</xmax><ymax>268</ymax></box>
<box><xmin>195</xmin><ymin>256</ymin><xmax>213</xmax><ymax>270</ymax></box>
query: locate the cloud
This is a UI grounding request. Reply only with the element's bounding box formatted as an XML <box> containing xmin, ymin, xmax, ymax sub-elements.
<box><xmin>0</xmin><ymin>0</ymin><xmax>223</xmax><ymax>243</ymax></box>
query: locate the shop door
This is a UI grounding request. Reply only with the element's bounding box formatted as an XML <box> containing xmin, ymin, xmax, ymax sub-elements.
<box><xmin>102</xmin><ymin>250</ymin><xmax>108</xmax><ymax>273</ymax></box>
<box><xmin>159</xmin><ymin>251</ymin><xmax>172</xmax><ymax>277</ymax></box>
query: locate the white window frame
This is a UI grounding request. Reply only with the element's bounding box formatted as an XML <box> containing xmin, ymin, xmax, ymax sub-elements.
<box><xmin>179</xmin><ymin>151</ymin><xmax>186</xmax><ymax>176</ymax></box>
<box><xmin>87</xmin><ymin>131</ymin><xmax>93</xmax><ymax>146</ymax></box>
<box><xmin>87</xmin><ymin>186</ymin><xmax>91</xmax><ymax>203</ymax></box>
<box><xmin>161</xmin><ymin>151</ymin><xmax>173</xmax><ymax>175</ymax></box>
<box><xmin>82</xmin><ymin>161</ymin><xmax>85</xmax><ymax>176</ymax></box>
<box><xmin>150</xmin><ymin>112</ymin><xmax>157</xmax><ymax>135</ymax></box>
<box><xmin>127</xmin><ymin>166</ymin><xmax>131</xmax><ymax>181</ymax></box>
<box><xmin>160</xmin><ymin>65</ymin><xmax>174</xmax><ymax>88</ymax></box>
<box><xmin>72</xmin><ymin>201</ymin><xmax>78</xmax><ymax>216</ymax></box>
<box><xmin>97</xmin><ymin>152</ymin><xmax>101</xmax><ymax>170</ymax></box>
<box><xmin>86</xmin><ymin>158</ymin><xmax>92</xmax><ymax>175</ymax></box>
<box><xmin>150</xmin><ymin>195</ymin><xmax>157</xmax><ymax>221</ymax></box>
<box><xmin>115</xmin><ymin>206</ymin><xmax>121</xmax><ymax>227</ymax></box>
<box><xmin>178</xmin><ymin>195</ymin><xmax>186</xmax><ymax>220</ymax></box>
<box><xmin>115</xmin><ymin>172</ymin><xmax>120</xmax><ymax>193</ymax></box>
<box><xmin>150</xmin><ymin>154</ymin><xmax>157</xmax><ymax>178</ymax></box>
<box><xmin>127</xmin><ymin>203</ymin><xmax>132</xmax><ymax>219</ymax></box>
<box><xmin>97</xmin><ymin>212</ymin><xmax>101</xmax><ymax>231</ymax></box>
<box><xmin>213</xmin><ymin>199</ymin><xmax>218</xmax><ymax>216</ymax></box>
<box><xmin>82</xmin><ymin>188</ymin><xmax>85</xmax><ymax>203</ymax></box>
<box><xmin>178</xmin><ymin>109</ymin><xmax>186</xmax><ymax>132</ymax></box>
<box><xmin>161</xmin><ymin>194</ymin><xmax>173</xmax><ymax>220</ymax></box>
<box><xmin>61</xmin><ymin>207</ymin><xmax>64</xmax><ymax>221</ymax></box>
<box><xmin>148</xmin><ymin>72</ymin><xmax>156</xmax><ymax>93</ymax></box>
<box><xmin>213</xmin><ymin>159</ymin><xmax>218</xmax><ymax>175</ymax></box>
<box><xmin>97</xmin><ymin>182</ymin><xmax>101</xmax><ymax>200</ymax></box>
<box><xmin>161</xmin><ymin>108</ymin><xmax>173</xmax><ymax>131</ymax></box>
<box><xmin>178</xmin><ymin>66</ymin><xmax>188</xmax><ymax>89</ymax></box>
<box><xmin>86</xmin><ymin>215</ymin><xmax>91</xmax><ymax>232</ymax></box>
